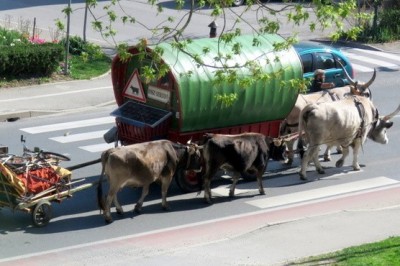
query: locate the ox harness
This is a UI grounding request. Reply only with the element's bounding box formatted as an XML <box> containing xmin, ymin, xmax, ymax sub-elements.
<box><xmin>284</xmin><ymin>90</ymin><xmax>340</xmax><ymax>129</ymax></box>
<box><xmin>324</xmin><ymin>89</ymin><xmax>340</xmax><ymax>101</ymax></box>
<box><xmin>354</xmin><ymin>97</ymin><xmax>367</xmax><ymax>139</ymax></box>
<box><xmin>352</xmin><ymin>97</ymin><xmax>381</xmax><ymax>154</ymax></box>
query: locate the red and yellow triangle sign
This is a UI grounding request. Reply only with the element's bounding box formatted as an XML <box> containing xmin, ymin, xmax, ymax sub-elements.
<box><xmin>122</xmin><ymin>69</ymin><xmax>146</xmax><ymax>103</ymax></box>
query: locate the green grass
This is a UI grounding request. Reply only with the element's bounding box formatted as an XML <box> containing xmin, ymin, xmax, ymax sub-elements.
<box><xmin>0</xmin><ymin>53</ymin><xmax>111</xmax><ymax>88</ymax></box>
<box><xmin>69</xmin><ymin>54</ymin><xmax>111</xmax><ymax>79</ymax></box>
<box><xmin>289</xmin><ymin>236</ymin><xmax>400</xmax><ymax>265</ymax></box>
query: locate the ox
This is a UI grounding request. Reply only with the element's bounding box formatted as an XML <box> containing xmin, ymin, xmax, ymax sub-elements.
<box><xmin>280</xmin><ymin>69</ymin><xmax>375</xmax><ymax>165</ymax></box>
<box><xmin>97</xmin><ymin>140</ymin><xmax>202</xmax><ymax>224</ymax></box>
<box><xmin>298</xmin><ymin>96</ymin><xmax>399</xmax><ymax>180</ymax></box>
<box><xmin>201</xmin><ymin>132</ymin><xmax>272</xmax><ymax>204</ymax></box>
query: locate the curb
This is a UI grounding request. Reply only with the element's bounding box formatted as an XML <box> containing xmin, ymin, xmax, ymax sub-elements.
<box><xmin>310</xmin><ymin>38</ymin><xmax>383</xmax><ymax>51</ymax></box>
<box><xmin>0</xmin><ymin>111</ymin><xmax>58</xmax><ymax>122</ymax></box>
<box><xmin>311</xmin><ymin>38</ymin><xmax>400</xmax><ymax>53</ymax></box>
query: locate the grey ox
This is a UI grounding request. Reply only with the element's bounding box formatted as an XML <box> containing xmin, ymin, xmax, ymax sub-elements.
<box><xmin>298</xmin><ymin>95</ymin><xmax>399</xmax><ymax>180</ymax></box>
<box><xmin>201</xmin><ymin>132</ymin><xmax>272</xmax><ymax>204</ymax></box>
<box><xmin>280</xmin><ymin>69</ymin><xmax>375</xmax><ymax>165</ymax></box>
<box><xmin>97</xmin><ymin>140</ymin><xmax>202</xmax><ymax>224</ymax></box>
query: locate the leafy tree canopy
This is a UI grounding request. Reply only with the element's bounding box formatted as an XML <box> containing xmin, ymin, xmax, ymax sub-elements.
<box><xmin>59</xmin><ymin>0</ymin><xmax>368</xmax><ymax>103</ymax></box>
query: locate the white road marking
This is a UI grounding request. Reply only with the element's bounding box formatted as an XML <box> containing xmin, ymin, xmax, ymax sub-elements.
<box><xmin>343</xmin><ymin>52</ymin><xmax>398</xmax><ymax>68</ymax></box>
<box><xmin>246</xmin><ymin>176</ymin><xmax>399</xmax><ymax>209</ymax></box>
<box><xmin>353</xmin><ymin>48</ymin><xmax>400</xmax><ymax>62</ymax></box>
<box><xmin>79</xmin><ymin>143</ymin><xmax>116</xmax><ymax>153</ymax></box>
<box><xmin>0</xmin><ymin>86</ymin><xmax>111</xmax><ymax>103</ymax></box>
<box><xmin>20</xmin><ymin>117</ymin><xmax>115</xmax><ymax>134</ymax></box>
<box><xmin>212</xmin><ymin>185</ymin><xmax>257</xmax><ymax>196</ymax></box>
<box><xmin>50</xmin><ymin>130</ymin><xmax>109</xmax><ymax>143</ymax></box>
<box><xmin>350</xmin><ymin>63</ymin><xmax>374</xmax><ymax>73</ymax></box>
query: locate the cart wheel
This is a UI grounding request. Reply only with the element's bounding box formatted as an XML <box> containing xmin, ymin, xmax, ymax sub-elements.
<box><xmin>32</xmin><ymin>200</ymin><xmax>52</xmax><ymax>227</ymax></box>
<box><xmin>175</xmin><ymin>169</ymin><xmax>202</xmax><ymax>193</ymax></box>
<box><xmin>40</xmin><ymin>151</ymin><xmax>70</xmax><ymax>161</ymax></box>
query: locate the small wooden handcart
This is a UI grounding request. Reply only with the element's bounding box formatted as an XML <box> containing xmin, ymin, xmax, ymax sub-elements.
<box><xmin>0</xmin><ymin>138</ymin><xmax>99</xmax><ymax>227</ymax></box>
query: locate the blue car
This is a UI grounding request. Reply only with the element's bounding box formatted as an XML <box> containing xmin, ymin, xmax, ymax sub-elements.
<box><xmin>293</xmin><ymin>42</ymin><xmax>354</xmax><ymax>91</ymax></box>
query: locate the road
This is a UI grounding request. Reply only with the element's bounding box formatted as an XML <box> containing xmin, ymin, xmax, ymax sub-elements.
<box><xmin>1</xmin><ymin>1</ymin><xmax>400</xmax><ymax>263</ymax></box>
<box><xmin>0</xmin><ymin>0</ymin><xmax>343</xmax><ymax>46</ymax></box>
<box><xmin>0</xmin><ymin>62</ymin><xmax>399</xmax><ymax>263</ymax></box>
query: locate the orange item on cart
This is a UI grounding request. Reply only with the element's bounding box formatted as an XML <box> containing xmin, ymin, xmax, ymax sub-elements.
<box><xmin>17</xmin><ymin>167</ymin><xmax>64</xmax><ymax>194</ymax></box>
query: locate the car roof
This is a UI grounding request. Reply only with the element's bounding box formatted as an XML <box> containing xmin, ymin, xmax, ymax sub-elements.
<box><xmin>293</xmin><ymin>41</ymin><xmax>341</xmax><ymax>54</ymax></box>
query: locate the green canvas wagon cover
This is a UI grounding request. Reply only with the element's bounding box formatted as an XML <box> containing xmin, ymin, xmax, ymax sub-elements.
<box><xmin>111</xmin><ymin>34</ymin><xmax>302</xmax><ymax>142</ymax></box>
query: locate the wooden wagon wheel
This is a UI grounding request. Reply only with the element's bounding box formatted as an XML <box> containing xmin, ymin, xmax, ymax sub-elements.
<box><xmin>175</xmin><ymin>168</ymin><xmax>202</xmax><ymax>193</ymax></box>
<box><xmin>31</xmin><ymin>200</ymin><xmax>52</xmax><ymax>227</ymax></box>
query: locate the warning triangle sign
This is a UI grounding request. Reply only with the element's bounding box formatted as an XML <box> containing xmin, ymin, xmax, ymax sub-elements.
<box><xmin>122</xmin><ymin>70</ymin><xmax>146</xmax><ymax>103</ymax></box>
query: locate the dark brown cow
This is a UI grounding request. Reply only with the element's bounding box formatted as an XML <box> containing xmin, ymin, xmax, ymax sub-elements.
<box><xmin>97</xmin><ymin>140</ymin><xmax>202</xmax><ymax>224</ymax></box>
<box><xmin>201</xmin><ymin>132</ymin><xmax>272</xmax><ymax>204</ymax></box>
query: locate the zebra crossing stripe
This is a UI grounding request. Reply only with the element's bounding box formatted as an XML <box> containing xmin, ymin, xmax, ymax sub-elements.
<box><xmin>21</xmin><ymin>117</ymin><xmax>115</xmax><ymax>134</ymax></box>
<box><xmin>343</xmin><ymin>51</ymin><xmax>398</xmax><ymax>68</ymax></box>
<box><xmin>79</xmin><ymin>143</ymin><xmax>116</xmax><ymax>153</ymax></box>
<box><xmin>349</xmin><ymin>63</ymin><xmax>374</xmax><ymax>73</ymax></box>
<box><xmin>50</xmin><ymin>130</ymin><xmax>109</xmax><ymax>143</ymax></box>
<box><xmin>353</xmin><ymin>48</ymin><xmax>400</xmax><ymax>63</ymax></box>
<box><xmin>246</xmin><ymin>176</ymin><xmax>399</xmax><ymax>209</ymax></box>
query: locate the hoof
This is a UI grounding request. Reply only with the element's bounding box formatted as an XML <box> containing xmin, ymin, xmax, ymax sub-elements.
<box><xmin>134</xmin><ymin>206</ymin><xmax>142</xmax><ymax>214</ymax></box>
<box><xmin>299</xmin><ymin>174</ymin><xmax>307</xmax><ymax>181</ymax></box>
<box><xmin>259</xmin><ymin>190</ymin><xmax>266</xmax><ymax>195</ymax></box>
<box><xmin>105</xmin><ymin>218</ymin><xmax>113</xmax><ymax>224</ymax></box>
<box><xmin>284</xmin><ymin>159</ymin><xmax>293</xmax><ymax>166</ymax></box>
<box><xmin>317</xmin><ymin>169</ymin><xmax>325</xmax><ymax>174</ymax></box>
<box><xmin>116</xmin><ymin>209</ymin><xmax>124</xmax><ymax>216</ymax></box>
<box><xmin>336</xmin><ymin>160</ymin><xmax>344</xmax><ymax>168</ymax></box>
<box><xmin>162</xmin><ymin>205</ymin><xmax>171</xmax><ymax>211</ymax></box>
<box><xmin>323</xmin><ymin>156</ymin><xmax>331</xmax><ymax>162</ymax></box>
<box><xmin>204</xmin><ymin>198</ymin><xmax>213</xmax><ymax>205</ymax></box>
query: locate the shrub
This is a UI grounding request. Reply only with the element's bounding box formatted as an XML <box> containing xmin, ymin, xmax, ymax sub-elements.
<box><xmin>379</xmin><ymin>9</ymin><xmax>400</xmax><ymax>36</ymax></box>
<box><xmin>357</xmin><ymin>9</ymin><xmax>400</xmax><ymax>43</ymax></box>
<box><xmin>0</xmin><ymin>43</ymin><xmax>63</xmax><ymax>77</ymax></box>
<box><xmin>60</xmin><ymin>35</ymin><xmax>102</xmax><ymax>60</ymax></box>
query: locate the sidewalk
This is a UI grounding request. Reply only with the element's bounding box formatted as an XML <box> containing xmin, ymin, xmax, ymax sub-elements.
<box><xmin>0</xmin><ymin>72</ymin><xmax>116</xmax><ymax>122</ymax></box>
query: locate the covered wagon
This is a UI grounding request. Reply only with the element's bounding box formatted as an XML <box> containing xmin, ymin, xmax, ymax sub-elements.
<box><xmin>109</xmin><ymin>34</ymin><xmax>303</xmax><ymax>191</ymax></box>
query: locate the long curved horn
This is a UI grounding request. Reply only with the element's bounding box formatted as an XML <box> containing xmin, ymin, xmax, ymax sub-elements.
<box><xmin>383</xmin><ymin>104</ymin><xmax>400</xmax><ymax>121</ymax></box>
<box><xmin>360</xmin><ymin>68</ymin><xmax>376</xmax><ymax>89</ymax></box>
<box><xmin>339</xmin><ymin>61</ymin><xmax>356</xmax><ymax>85</ymax></box>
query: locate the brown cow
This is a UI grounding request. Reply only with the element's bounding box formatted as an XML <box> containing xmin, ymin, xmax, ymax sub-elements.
<box><xmin>97</xmin><ymin>140</ymin><xmax>202</xmax><ymax>224</ymax></box>
<box><xmin>201</xmin><ymin>132</ymin><xmax>272</xmax><ymax>204</ymax></box>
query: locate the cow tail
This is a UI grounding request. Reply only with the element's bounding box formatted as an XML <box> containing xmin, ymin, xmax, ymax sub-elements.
<box><xmin>97</xmin><ymin>166</ymin><xmax>105</xmax><ymax>213</ymax></box>
<box><xmin>297</xmin><ymin>107</ymin><xmax>313</xmax><ymax>159</ymax></box>
<box><xmin>97</xmin><ymin>150</ymin><xmax>110</xmax><ymax>213</ymax></box>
